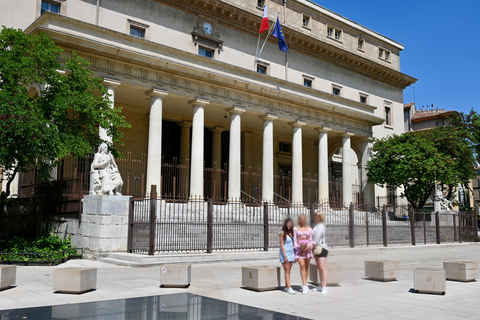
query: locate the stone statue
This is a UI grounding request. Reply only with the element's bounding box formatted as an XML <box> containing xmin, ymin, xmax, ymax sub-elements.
<box><xmin>434</xmin><ymin>185</ymin><xmax>455</xmax><ymax>212</ymax></box>
<box><xmin>90</xmin><ymin>142</ymin><xmax>123</xmax><ymax>195</ymax></box>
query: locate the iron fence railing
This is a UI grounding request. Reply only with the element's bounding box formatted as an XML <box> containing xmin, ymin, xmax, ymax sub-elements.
<box><xmin>128</xmin><ymin>186</ymin><xmax>478</xmax><ymax>255</ymax></box>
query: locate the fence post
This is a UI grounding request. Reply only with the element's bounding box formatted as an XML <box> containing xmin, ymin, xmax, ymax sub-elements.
<box><xmin>310</xmin><ymin>204</ymin><xmax>316</xmax><ymax>227</ymax></box>
<box><xmin>263</xmin><ymin>202</ymin><xmax>269</xmax><ymax>251</ymax></box>
<box><xmin>149</xmin><ymin>185</ymin><xmax>157</xmax><ymax>256</ymax></box>
<box><xmin>127</xmin><ymin>197</ymin><xmax>134</xmax><ymax>253</ymax></box>
<box><xmin>207</xmin><ymin>198</ymin><xmax>213</xmax><ymax>253</ymax></box>
<box><xmin>410</xmin><ymin>209</ymin><xmax>416</xmax><ymax>245</ymax></box>
<box><xmin>382</xmin><ymin>205</ymin><xmax>387</xmax><ymax>247</ymax></box>
<box><xmin>349</xmin><ymin>203</ymin><xmax>355</xmax><ymax>248</ymax></box>
<box><xmin>458</xmin><ymin>212</ymin><xmax>463</xmax><ymax>243</ymax></box>
<box><xmin>435</xmin><ymin>211</ymin><xmax>441</xmax><ymax>245</ymax></box>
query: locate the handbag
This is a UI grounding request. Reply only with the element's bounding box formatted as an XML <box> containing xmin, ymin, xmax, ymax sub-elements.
<box><xmin>313</xmin><ymin>245</ymin><xmax>323</xmax><ymax>256</ymax></box>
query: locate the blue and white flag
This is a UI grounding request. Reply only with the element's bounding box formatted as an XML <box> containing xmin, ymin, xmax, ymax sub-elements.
<box><xmin>271</xmin><ymin>16</ymin><xmax>288</xmax><ymax>52</ymax></box>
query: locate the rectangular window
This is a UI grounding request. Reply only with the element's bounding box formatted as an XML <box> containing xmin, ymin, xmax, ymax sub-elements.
<box><xmin>379</xmin><ymin>47</ymin><xmax>391</xmax><ymax>61</ymax></box>
<box><xmin>257</xmin><ymin>0</ymin><xmax>264</xmax><ymax>8</ymax></box>
<box><xmin>385</xmin><ymin>105</ymin><xmax>392</xmax><ymax>126</ymax></box>
<box><xmin>302</xmin><ymin>15</ymin><xmax>310</xmax><ymax>28</ymax></box>
<box><xmin>327</xmin><ymin>25</ymin><xmax>342</xmax><ymax>42</ymax></box>
<box><xmin>130</xmin><ymin>26</ymin><xmax>145</xmax><ymax>38</ymax></box>
<box><xmin>360</xmin><ymin>93</ymin><xmax>368</xmax><ymax>104</ymax></box>
<box><xmin>332</xmin><ymin>85</ymin><xmax>341</xmax><ymax>96</ymax></box>
<box><xmin>199</xmin><ymin>47</ymin><xmax>214</xmax><ymax>58</ymax></box>
<box><xmin>257</xmin><ymin>62</ymin><xmax>268</xmax><ymax>74</ymax></box>
<box><xmin>303</xmin><ymin>76</ymin><xmax>313</xmax><ymax>88</ymax></box>
<box><xmin>358</xmin><ymin>38</ymin><xmax>365</xmax><ymax>51</ymax></box>
<box><xmin>41</xmin><ymin>1</ymin><xmax>60</xmax><ymax>15</ymax></box>
<box><xmin>279</xmin><ymin>141</ymin><xmax>292</xmax><ymax>153</ymax></box>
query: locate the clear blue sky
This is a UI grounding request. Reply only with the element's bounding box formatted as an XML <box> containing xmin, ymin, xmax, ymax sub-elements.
<box><xmin>311</xmin><ymin>0</ymin><xmax>480</xmax><ymax>113</ymax></box>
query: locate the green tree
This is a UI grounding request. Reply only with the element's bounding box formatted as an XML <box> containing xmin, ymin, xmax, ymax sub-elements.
<box><xmin>0</xmin><ymin>27</ymin><xmax>130</xmax><ymax>199</ymax></box>
<box><xmin>450</xmin><ymin>109</ymin><xmax>480</xmax><ymax>163</ymax></box>
<box><xmin>366</xmin><ymin>124</ymin><xmax>476</xmax><ymax>209</ymax></box>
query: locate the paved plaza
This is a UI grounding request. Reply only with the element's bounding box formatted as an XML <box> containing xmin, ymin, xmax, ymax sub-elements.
<box><xmin>1</xmin><ymin>243</ymin><xmax>479</xmax><ymax>319</ymax></box>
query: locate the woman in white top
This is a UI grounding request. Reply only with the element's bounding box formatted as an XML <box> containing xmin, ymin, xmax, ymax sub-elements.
<box><xmin>312</xmin><ymin>211</ymin><xmax>329</xmax><ymax>295</ymax></box>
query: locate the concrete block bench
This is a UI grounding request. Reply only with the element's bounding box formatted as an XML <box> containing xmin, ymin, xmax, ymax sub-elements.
<box><xmin>242</xmin><ymin>266</ymin><xmax>280</xmax><ymax>292</ymax></box>
<box><xmin>309</xmin><ymin>263</ymin><xmax>343</xmax><ymax>286</ymax></box>
<box><xmin>160</xmin><ymin>264</ymin><xmax>191</xmax><ymax>288</ymax></box>
<box><xmin>53</xmin><ymin>267</ymin><xmax>97</xmax><ymax>294</ymax></box>
<box><xmin>364</xmin><ymin>260</ymin><xmax>399</xmax><ymax>281</ymax></box>
<box><xmin>444</xmin><ymin>261</ymin><xmax>478</xmax><ymax>282</ymax></box>
<box><xmin>414</xmin><ymin>268</ymin><xmax>446</xmax><ymax>295</ymax></box>
<box><xmin>0</xmin><ymin>266</ymin><xmax>17</xmax><ymax>291</ymax></box>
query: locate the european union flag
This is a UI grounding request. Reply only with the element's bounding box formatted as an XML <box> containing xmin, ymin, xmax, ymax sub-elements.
<box><xmin>271</xmin><ymin>16</ymin><xmax>288</xmax><ymax>52</ymax></box>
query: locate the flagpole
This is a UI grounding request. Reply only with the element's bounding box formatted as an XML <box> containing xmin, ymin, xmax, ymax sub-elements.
<box><xmin>283</xmin><ymin>0</ymin><xmax>288</xmax><ymax>81</ymax></box>
<box><xmin>253</xmin><ymin>17</ymin><xmax>277</xmax><ymax>70</ymax></box>
<box><xmin>254</xmin><ymin>33</ymin><xmax>261</xmax><ymax>65</ymax></box>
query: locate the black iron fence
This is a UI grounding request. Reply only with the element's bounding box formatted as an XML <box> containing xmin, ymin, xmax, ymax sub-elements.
<box><xmin>128</xmin><ymin>186</ymin><xmax>478</xmax><ymax>255</ymax></box>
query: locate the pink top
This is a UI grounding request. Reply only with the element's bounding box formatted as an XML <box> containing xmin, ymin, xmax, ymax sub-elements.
<box><xmin>294</xmin><ymin>227</ymin><xmax>314</xmax><ymax>259</ymax></box>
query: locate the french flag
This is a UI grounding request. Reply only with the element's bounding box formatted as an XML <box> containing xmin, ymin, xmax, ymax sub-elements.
<box><xmin>259</xmin><ymin>5</ymin><xmax>269</xmax><ymax>34</ymax></box>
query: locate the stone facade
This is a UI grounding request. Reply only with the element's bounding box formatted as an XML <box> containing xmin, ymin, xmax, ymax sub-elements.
<box><xmin>0</xmin><ymin>0</ymin><xmax>416</xmax><ymax>205</ymax></box>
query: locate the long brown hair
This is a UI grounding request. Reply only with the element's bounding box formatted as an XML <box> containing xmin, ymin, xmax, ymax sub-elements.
<box><xmin>282</xmin><ymin>218</ymin><xmax>294</xmax><ymax>241</ymax></box>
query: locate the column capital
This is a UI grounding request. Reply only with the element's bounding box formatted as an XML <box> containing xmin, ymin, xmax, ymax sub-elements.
<box><xmin>288</xmin><ymin>120</ymin><xmax>307</xmax><ymax>127</ymax></box>
<box><xmin>226</xmin><ymin>106</ymin><xmax>246</xmax><ymax>114</ymax></box>
<box><xmin>259</xmin><ymin>113</ymin><xmax>278</xmax><ymax>121</ymax></box>
<box><xmin>315</xmin><ymin>126</ymin><xmax>332</xmax><ymax>133</ymax></box>
<box><xmin>358</xmin><ymin>135</ymin><xmax>372</xmax><ymax>143</ymax></box>
<box><xmin>211</xmin><ymin>126</ymin><xmax>225</xmax><ymax>133</ymax></box>
<box><xmin>102</xmin><ymin>78</ymin><xmax>121</xmax><ymax>89</ymax></box>
<box><xmin>188</xmin><ymin>97</ymin><xmax>210</xmax><ymax>107</ymax></box>
<box><xmin>340</xmin><ymin>131</ymin><xmax>355</xmax><ymax>138</ymax></box>
<box><xmin>178</xmin><ymin>120</ymin><xmax>192</xmax><ymax>128</ymax></box>
<box><xmin>145</xmin><ymin>88</ymin><xmax>168</xmax><ymax>98</ymax></box>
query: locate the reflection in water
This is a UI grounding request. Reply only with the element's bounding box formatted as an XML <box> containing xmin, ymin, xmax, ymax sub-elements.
<box><xmin>0</xmin><ymin>293</ymin><xmax>307</xmax><ymax>320</ymax></box>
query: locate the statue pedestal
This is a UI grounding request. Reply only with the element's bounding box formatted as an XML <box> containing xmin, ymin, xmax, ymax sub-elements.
<box><xmin>73</xmin><ymin>195</ymin><xmax>131</xmax><ymax>259</ymax></box>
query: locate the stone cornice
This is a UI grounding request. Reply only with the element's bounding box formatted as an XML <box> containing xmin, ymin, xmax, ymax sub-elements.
<box><xmin>156</xmin><ymin>0</ymin><xmax>417</xmax><ymax>89</ymax></box>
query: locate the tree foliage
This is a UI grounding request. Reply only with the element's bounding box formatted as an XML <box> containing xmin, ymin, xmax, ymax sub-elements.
<box><xmin>0</xmin><ymin>27</ymin><xmax>130</xmax><ymax>198</ymax></box>
<box><xmin>366</xmin><ymin>123</ymin><xmax>476</xmax><ymax>209</ymax></box>
<box><xmin>450</xmin><ymin>110</ymin><xmax>480</xmax><ymax>164</ymax></box>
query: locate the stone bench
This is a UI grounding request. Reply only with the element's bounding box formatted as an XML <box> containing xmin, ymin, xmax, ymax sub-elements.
<box><xmin>309</xmin><ymin>263</ymin><xmax>343</xmax><ymax>286</ymax></box>
<box><xmin>53</xmin><ymin>267</ymin><xmax>97</xmax><ymax>294</ymax></box>
<box><xmin>242</xmin><ymin>266</ymin><xmax>280</xmax><ymax>292</ymax></box>
<box><xmin>414</xmin><ymin>268</ymin><xmax>446</xmax><ymax>295</ymax></box>
<box><xmin>0</xmin><ymin>266</ymin><xmax>17</xmax><ymax>291</ymax></box>
<box><xmin>444</xmin><ymin>261</ymin><xmax>479</xmax><ymax>282</ymax></box>
<box><xmin>364</xmin><ymin>260</ymin><xmax>399</xmax><ymax>281</ymax></box>
<box><xmin>160</xmin><ymin>264</ymin><xmax>191</xmax><ymax>288</ymax></box>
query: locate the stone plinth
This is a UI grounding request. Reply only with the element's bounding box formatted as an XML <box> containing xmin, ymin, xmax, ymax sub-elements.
<box><xmin>414</xmin><ymin>268</ymin><xmax>446</xmax><ymax>295</ymax></box>
<box><xmin>160</xmin><ymin>265</ymin><xmax>191</xmax><ymax>288</ymax></box>
<box><xmin>54</xmin><ymin>267</ymin><xmax>97</xmax><ymax>294</ymax></box>
<box><xmin>365</xmin><ymin>260</ymin><xmax>399</xmax><ymax>281</ymax></box>
<box><xmin>309</xmin><ymin>263</ymin><xmax>343</xmax><ymax>286</ymax></box>
<box><xmin>75</xmin><ymin>195</ymin><xmax>131</xmax><ymax>258</ymax></box>
<box><xmin>0</xmin><ymin>266</ymin><xmax>16</xmax><ymax>291</ymax></box>
<box><xmin>242</xmin><ymin>266</ymin><xmax>280</xmax><ymax>292</ymax></box>
<box><xmin>444</xmin><ymin>261</ymin><xmax>478</xmax><ymax>282</ymax></box>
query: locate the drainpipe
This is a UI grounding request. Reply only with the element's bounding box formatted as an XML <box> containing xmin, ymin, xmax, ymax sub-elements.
<box><xmin>95</xmin><ymin>0</ymin><xmax>100</xmax><ymax>25</ymax></box>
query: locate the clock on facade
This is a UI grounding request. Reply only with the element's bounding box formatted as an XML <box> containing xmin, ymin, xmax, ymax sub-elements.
<box><xmin>203</xmin><ymin>22</ymin><xmax>213</xmax><ymax>35</ymax></box>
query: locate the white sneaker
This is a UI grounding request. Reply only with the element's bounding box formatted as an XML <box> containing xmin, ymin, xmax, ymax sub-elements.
<box><xmin>321</xmin><ymin>287</ymin><xmax>328</xmax><ymax>295</ymax></box>
<box><xmin>313</xmin><ymin>286</ymin><xmax>323</xmax><ymax>292</ymax></box>
<box><xmin>302</xmin><ymin>285</ymin><xmax>309</xmax><ymax>295</ymax></box>
<box><xmin>286</xmin><ymin>288</ymin><xmax>296</xmax><ymax>295</ymax></box>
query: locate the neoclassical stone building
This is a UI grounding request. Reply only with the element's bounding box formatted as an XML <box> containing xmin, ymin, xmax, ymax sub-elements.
<box><xmin>1</xmin><ymin>0</ymin><xmax>416</xmax><ymax>205</ymax></box>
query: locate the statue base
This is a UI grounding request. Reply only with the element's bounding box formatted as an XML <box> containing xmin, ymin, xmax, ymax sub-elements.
<box><xmin>71</xmin><ymin>195</ymin><xmax>131</xmax><ymax>259</ymax></box>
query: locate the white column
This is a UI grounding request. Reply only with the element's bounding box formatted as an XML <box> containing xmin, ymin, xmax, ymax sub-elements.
<box><xmin>342</xmin><ymin>132</ymin><xmax>354</xmax><ymax>205</ymax></box>
<box><xmin>145</xmin><ymin>89</ymin><xmax>168</xmax><ymax>194</ymax></box>
<box><xmin>99</xmin><ymin>78</ymin><xmax>121</xmax><ymax>143</ymax></box>
<box><xmin>260</xmin><ymin>114</ymin><xmax>277</xmax><ymax>203</ymax></box>
<box><xmin>178</xmin><ymin>121</ymin><xmax>192</xmax><ymax>166</ymax></box>
<box><xmin>226</xmin><ymin>106</ymin><xmax>246</xmax><ymax>202</ymax></box>
<box><xmin>316</xmin><ymin>127</ymin><xmax>331</xmax><ymax>203</ymax></box>
<box><xmin>289</xmin><ymin>120</ymin><xmax>306</xmax><ymax>205</ymax></box>
<box><xmin>189</xmin><ymin>98</ymin><xmax>209</xmax><ymax>200</ymax></box>
<box><xmin>361</xmin><ymin>139</ymin><xmax>375</xmax><ymax>205</ymax></box>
